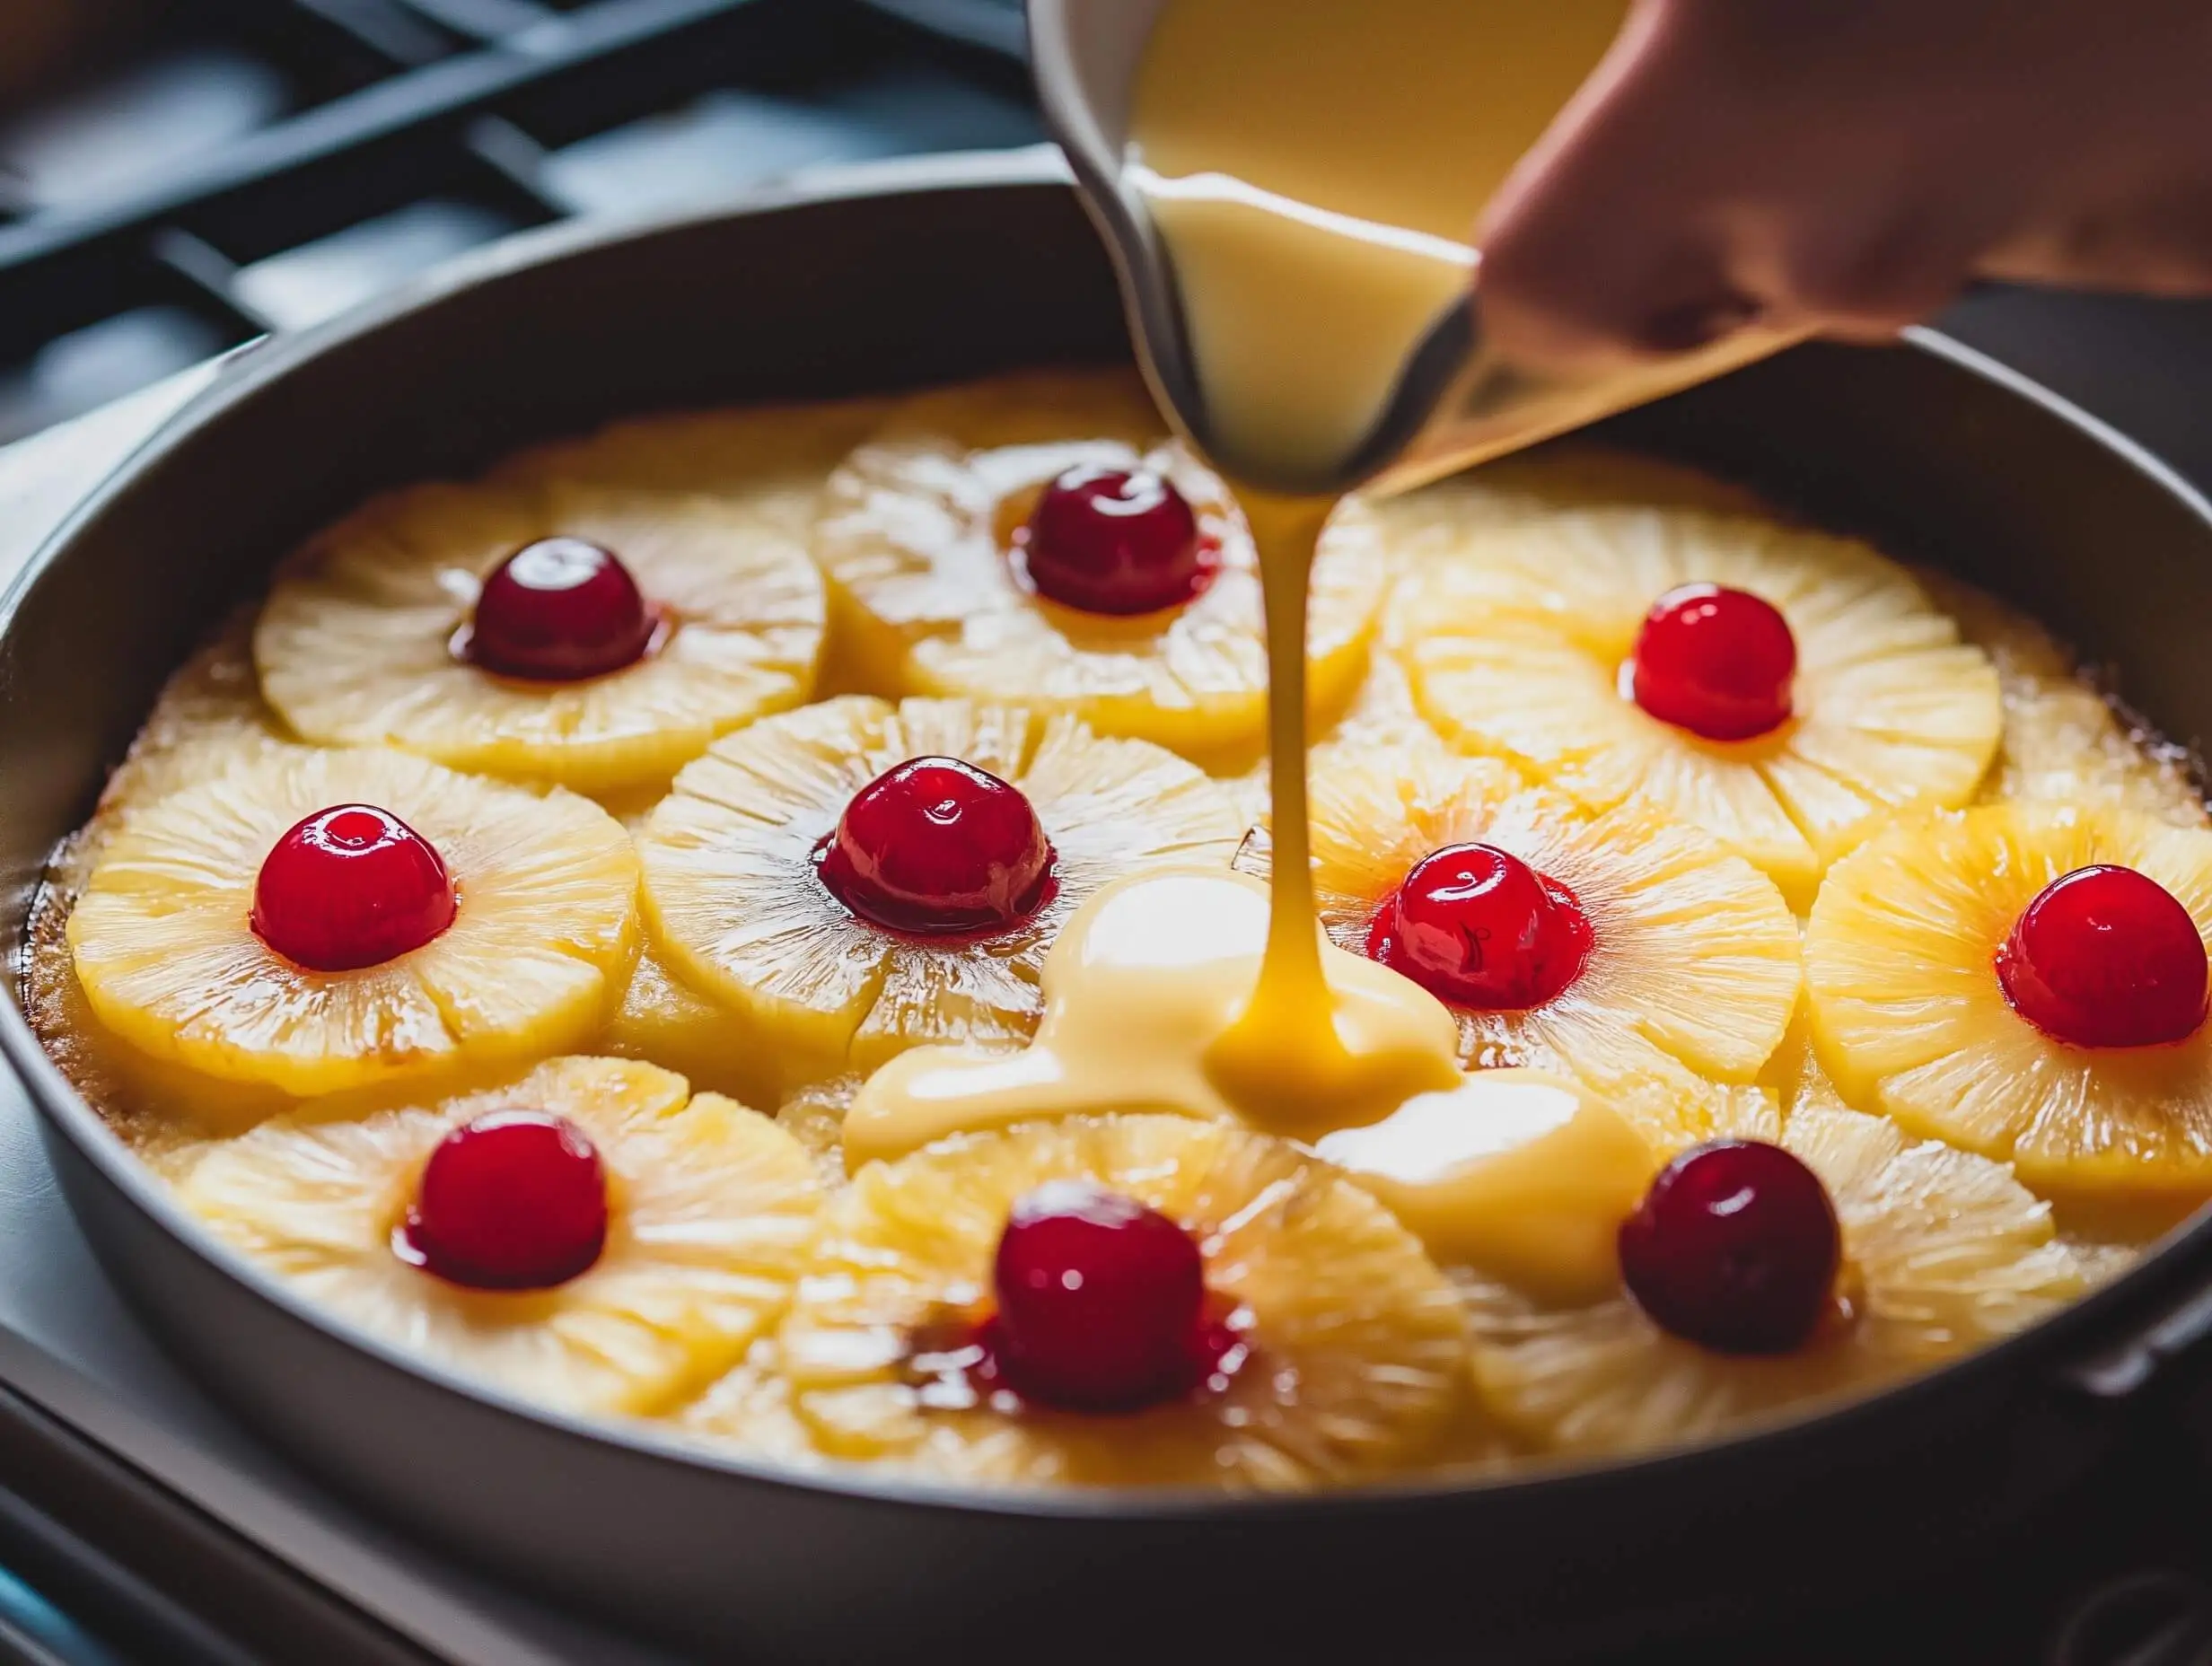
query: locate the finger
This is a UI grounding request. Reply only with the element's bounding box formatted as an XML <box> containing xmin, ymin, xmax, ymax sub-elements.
<box><xmin>1738</xmin><ymin>200</ymin><xmax>1997</xmax><ymax>345</ymax></box>
<box><xmin>1474</xmin><ymin>0</ymin><xmax>1767</xmax><ymax>373</ymax></box>
<box><xmin>1980</xmin><ymin>183</ymin><xmax>2212</xmax><ymax>298</ymax></box>
<box><xmin>1476</xmin><ymin>0</ymin><xmax>2000</xmax><ymax>369</ymax></box>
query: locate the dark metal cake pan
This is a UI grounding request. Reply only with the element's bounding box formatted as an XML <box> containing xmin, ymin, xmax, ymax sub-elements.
<box><xmin>4</xmin><ymin>152</ymin><xmax>2212</xmax><ymax>1662</ymax></box>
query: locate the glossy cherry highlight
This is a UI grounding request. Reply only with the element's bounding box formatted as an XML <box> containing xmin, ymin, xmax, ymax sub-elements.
<box><xmin>251</xmin><ymin>803</ymin><xmax>456</xmax><ymax>971</ymax></box>
<box><xmin>396</xmin><ymin>1110</ymin><xmax>609</xmax><ymax>1291</ymax></box>
<box><xmin>988</xmin><ymin>1181</ymin><xmax>1209</xmax><ymax>1412</ymax></box>
<box><xmin>815</xmin><ymin>756</ymin><xmax>1056</xmax><ymax>936</ymax></box>
<box><xmin>1629</xmin><ymin>583</ymin><xmax>1797</xmax><ymax>741</ymax></box>
<box><xmin>1997</xmin><ymin>864</ymin><xmax>2208</xmax><ymax>1048</ymax></box>
<box><xmin>1367</xmin><ymin>842</ymin><xmax>1593</xmax><ymax>1011</ymax></box>
<box><xmin>465</xmin><ymin>537</ymin><xmax>658</xmax><ymax>681</ymax></box>
<box><xmin>1619</xmin><ymin>1141</ymin><xmax>1840</xmax><ymax>1356</ymax></box>
<box><xmin>1016</xmin><ymin>464</ymin><xmax>1216</xmax><ymax>616</ymax></box>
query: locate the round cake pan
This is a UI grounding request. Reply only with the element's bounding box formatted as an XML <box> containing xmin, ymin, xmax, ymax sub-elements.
<box><xmin>4</xmin><ymin>152</ymin><xmax>2212</xmax><ymax>1661</ymax></box>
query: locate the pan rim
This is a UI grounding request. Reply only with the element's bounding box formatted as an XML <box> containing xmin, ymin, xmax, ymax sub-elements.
<box><xmin>2</xmin><ymin>149</ymin><xmax>2208</xmax><ymax>1525</ymax></box>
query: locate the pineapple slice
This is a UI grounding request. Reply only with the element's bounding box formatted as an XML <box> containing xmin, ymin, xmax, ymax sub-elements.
<box><xmin>1400</xmin><ymin>504</ymin><xmax>2002</xmax><ymax>904</ymax></box>
<box><xmin>773</xmin><ymin>1113</ymin><xmax>1471</xmax><ymax>1486</ymax></box>
<box><xmin>255</xmin><ymin>475</ymin><xmax>827</xmax><ymax>794</ymax></box>
<box><xmin>1221</xmin><ymin>648</ymin><xmax>1454</xmax><ymax>837</ymax></box>
<box><xmin>637</xmin><ymin>695</ymin><xmax>1242</xmax><ymax>1081</ymax></box>
<box><xmin>1371</xmin><ymin>442</ymin><xmax>1774</xmax><ymax>565</ymax></box>
<box><xmin>67</xmin><ymin>748</ymin><xmax>636</xmax><ymax>1102</ymax></box>
<box><xmin>30</xmin><ymin>613</ymin><xmax>314</xmax><ymax>1147</ymax></box>
<box><xmin>178</xmin><ymin>1057</ymin><xmax>821</xmax><ymax>1416</ymax></box>
<box><xmin>497</xmin><ymin>397</ymin><xmax>896</xmax><ymax>545</ymax></box>
<box><xmin>95</xmin><ymin>607</ymin><xmax>303</xmax><ymax>843</ymax></box>
<box><xmin>1916</xmin><ymin>566</ymin><xmax>2209</xmax><ymax>828</ymax></box>
<box><xmin>598</xmin><ymin>945</ymin><xmax>780</xmax><ymax>1109</ymax></box>
<box><xmin>673</xmin><ymin>1337</ymin><xmax>828</xmax><ymax>1471</ymax></box>
<box><xmin>592</xmin><ymin>792</ymin><xmax>779</xmax><ymax>1108</ymax></box>
<box><xmin>813</xmin><ymin>368</ymin><xmax>1389</xmax><ymax>767</ymax></box>
<box><xmin>1805</xmin><ymin>803</ymin><xmax>2212</xmax><ymax>1198</ymax></box>
<box><xmin>1239</xmin><ymin>749</ymin><xmax>1800</xmax><ymax>1146</ymax></box>
<box><xmin>1318</xmin><ymin>644</ymin><xmax>1446</xmax><ymax>761</ymax></box>
<box><xmin>1463</xmin><ymin>1100</ymin><xmax>2093</xmax><ymax>1456</ymax></box>
<box><xmin>775</xmin><ymin>1074</ymin><xmax>862</xmax><ymax>1188</ymax></box>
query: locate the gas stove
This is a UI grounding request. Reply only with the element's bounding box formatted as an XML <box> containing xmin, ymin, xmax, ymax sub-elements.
<box><xmin>0</xmin><ymin>0</ymin><xmax>1035</xmax><ymax>444</ymax></box>
<box><xmin>1</xmin><ymin>5</ymin><xmax>2210</xmax><ymax>1660</ymax></box>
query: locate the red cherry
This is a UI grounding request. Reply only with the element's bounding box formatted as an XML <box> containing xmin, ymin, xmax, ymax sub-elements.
<box><xmin>1366</xmin><ymin>843</ymin><xmax>1593</xmax><ymax>1011</ymax></box>
<box><xmin>396</xmin><ymin>1110</ymin><xmax>609</xmax><ymax>1292</ymax></box>
<box><xmin>1619</xmin><ymin>1141</ymin><xmax>1840</xmax><ymax>1355</ymax></box>
<box><xmin>1997</xmin><ymin>864</ymin><xmax>2208</xmax><ymax>1048</ymax></box>
<box><xmin>815</xmin><ymin>756</ymin><xmax>1056</xmax><ymax>936</ymax></box>
<box><xmin>251</xmin><ymin>804</ymin><xmax>456</xmax><ymax>972</ymax></box>
<box><xmin>988</xmin><ymin>1181</ymin><xmax>1208</xmax><ymax>1411</ymax></box>
<box><xmin>466</xmin><ymin>538</ymin><xmax>658</xmax><ymax>681</ymax></box>
<box><xmin>1629</xmin><ymin>583</ymin><xmax>1797</xmax><ymax>741</ymax></box>
<box><xmin>1015</xmin><ymin>465</ymin><xmax>1216</xmax><ymax>616</ymax></box>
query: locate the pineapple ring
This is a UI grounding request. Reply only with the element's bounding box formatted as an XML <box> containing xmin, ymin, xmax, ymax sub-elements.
<box><xmin>1916</xmin><ymin>567</ymin><xmax>2210</xmax><ymax>829</ymax></box>
<box><xmin>600</xmin><ymin>943</ymin><xmax>777</xmax><ymax>1109</ymax></box>
<box><xmin>1368</xmin><ymin>442</ymin><xmax>1776</xmax><ymax>561</ymax></box>
<box><xmin>813</xmin><ymin>368</ymin><xmax>1390</xmax><ymax>766</ymax></box>
<box><xmin>637</xmin><ymin>695</ymin><xmax>1242</xmax><ymax>1076</ymax></box>
<box><xmin>1238</xmin><ymin>749</ymin><xmax>1800</xmax><ymax>1147</ymax></box>
<box><xmin>1462</xmin><ymin>1098</ymin><xmax>2098</xmax><ymax>1457</ymax></box>
<box><xmin>592</xmin><ymin>792</ymin><xmax>777</xmax><ymax>1109</ymax></box>
<box><xmin>93</xmin><ymin>607</ymin><xmax>303</xmax><ymax>845</ymax></box>
<box><xmin>66</xmin><ymin>749</ymin><xmax>637</xmax><ymax>1102</ymax></box>
<box><xmin>775</xmin><ymin>1074</ymin><xmax>863</xmax><ymax>1189</ymax></box>
<box><xmin>496</xmin><ymin>397</ymin><xmax>896</xmax><ymax>547</ymax></box>
<box><xmin>1397</xmin><ymin>503</ymin><xmax>2002</xmax><ymax>905</ymax></box>
<box><xmin>767</xmin><ymin>1113</ymin><xmax>1472</xmax><ymax>1487</ymax></box>
<box><xmin>30</xmin><ymin>624</ymin><xmax>312</xmax><ymax>1147</ymax></box>
<box><xmin>674</xmin><ymin>1338</ymin><xmax>829</xmax><ymax>1472</ymax></box>
<box><xmin>178</xmin><ymin>1057</ymin><xmax>821</xmax><ymax>1417</ymax></box>
<box><xmin>1805</xmin><ymin>802</ymin><xmax>2212</xmax><ymax>1197</ymax></box>
<box><xmin>255</xmin><ymin>475</ymin><xmax>828</xmax><ymax>793</ymax></box>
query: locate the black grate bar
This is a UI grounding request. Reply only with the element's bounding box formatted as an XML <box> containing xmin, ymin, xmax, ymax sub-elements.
<box><xmin>0</xmin><ymin>0</ymin><xmax>786</xmax><ymax>278</ymax></box>
<box><xmin>395</xmin><ymin>0</ymin><xmax>566</xmax><ymax>43</ymax></box>
<box><xmin>149</xmin><ymin>231</ymin><xmax>284</xmax><ymax>338</ymax></box>
<box><xmin>463</xmin><ymin>117</ymin><xmax>569</xmax><ymax>219</ymax></box>
<box><xmin>0</xmin><ymin>0</ymin><xmax>1040</xmax><ymax>429</ymax></box>
<box><xmin>485</xmin><ymin>0</ymin><xmax>845</xmax><ymax>145</ymax></box>
<box><xmin>281</xmin><ymin>0</ymin><xmax>464</xmax><ymax>67</ymax></box>
<box><xmin>857</xmin><ymin>0</ymin><xmax>1024</xmax><ymax>60</ymax></box>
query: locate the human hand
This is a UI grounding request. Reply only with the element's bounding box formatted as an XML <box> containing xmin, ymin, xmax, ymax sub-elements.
<box><xmin>1475</xmin><ymin>0</ymin><xmax>2212</xmax><ymax>372</ymax></box>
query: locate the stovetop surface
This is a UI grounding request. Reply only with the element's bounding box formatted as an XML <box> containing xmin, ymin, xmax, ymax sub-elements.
<box><xmin>2</xmin><ymin>7</ymin><xmax>2211</xmax><ymax>1660</ymax></box>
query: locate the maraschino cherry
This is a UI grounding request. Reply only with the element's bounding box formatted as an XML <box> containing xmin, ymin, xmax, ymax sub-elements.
<box><xmin>466</xmin><ymin>537</ymin><xmax>658</xmax><ymax>681</ymax></box>
<box><xmin>815</xmin><ymin>756</ymin><xmax>1056</xmax><ymax>936</ymax></box>
<box><xmin>1629</xmin><ymin>583</ymin><xmax>1797</xmax><ymax>741</ymax></box>
<box><xmin>987</xmin><ymin>1182</ymin><xmax>1212</xmax><ymax>1412</ymax></box>
<box><xmin>1016</xmin><ymin>465</ymin><xmax>1216</xmax><ymax>616</ymax></box>
<box><xmin>1997</xmin><ymin>864</ymin><xmax>2208</xmax><ymax>1048</ymax></box>
<box><xmin>251</xmin><ymin>804</ymin><xmax>456</xmax><ymax>972</ymax></box>
<box><xmin>1367</xmin><ymin>843</ymin><xmax>1593</xmax><ymax>1011</ymax></box>
<box><xmin>1619</xmin><ymin>1141</ymin><xmax>1840</xmax><ymax>1355</ymax></box>
<box><xmin>397</xmin><ymin>1110</ymin><xmax>608</xmax><ymax>1291</ymax></box>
